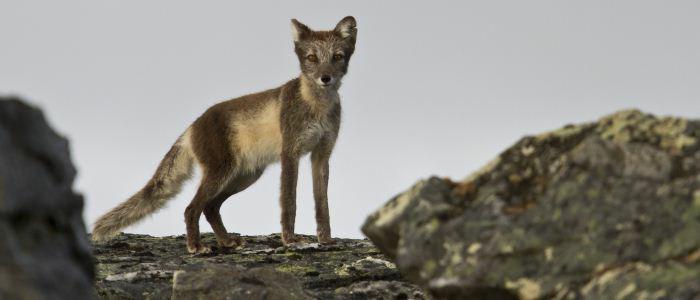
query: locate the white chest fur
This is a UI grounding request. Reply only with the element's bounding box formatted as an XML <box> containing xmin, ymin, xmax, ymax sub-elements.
<box><xmin>298</xmin><ymin>87</ymin><xmax>339</xmax><ymax>154</ymax></box>
<box><xmin>298</xmin><ymin>117</ymin><xmax>334</xmax><ymax>153</ymax></box>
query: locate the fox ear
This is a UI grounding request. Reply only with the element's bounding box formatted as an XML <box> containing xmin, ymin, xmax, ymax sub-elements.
<box><xmin>291</xmin><ymin>19</ymin><xmax>311</xmax><ymax>42</ymax></box>
<box><xmin>335</xmin><ymin>16</ymin><xmax>357</xmax><ymax>39</ymax></box>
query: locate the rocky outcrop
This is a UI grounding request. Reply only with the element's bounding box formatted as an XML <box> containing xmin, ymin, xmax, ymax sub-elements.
<box><xmin>93</xmin><ymin>233</ymin><xmax>425</xmax><ymax>299</ymax></box>
<box><xmin>363</xmin><ymin>110</ymin><xmax>700</xmax><ymax>299</ymax></box>
<box><xmin>0</xmin><ymin>98</ymin><xmax>94</xmax><ymax>299</ymax></box>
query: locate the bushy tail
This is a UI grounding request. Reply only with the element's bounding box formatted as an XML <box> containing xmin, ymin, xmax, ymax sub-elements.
<box><xmin>92</xmin><ymin>137</ymin><xmax>194</xmax><ymax>242</ymax></box>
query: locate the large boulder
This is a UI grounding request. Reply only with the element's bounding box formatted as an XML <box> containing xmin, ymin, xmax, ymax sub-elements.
<box><xmin>363</xmin><ymin>110</ymin><xmax>700</xmax><ymax>299</ymax></box>
<box><xmin>0</xmin><ymin>98</ymin><xmax>94</xmax><ymax>299</ymax></box>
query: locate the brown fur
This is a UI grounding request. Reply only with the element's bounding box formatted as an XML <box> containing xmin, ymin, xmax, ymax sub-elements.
<box><xmin>92</xmin><ymin>16</ymin><xmax>357</xmax><ymax>253</ymax></box>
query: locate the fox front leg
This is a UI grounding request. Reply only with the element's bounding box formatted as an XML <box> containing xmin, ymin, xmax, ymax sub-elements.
<box><xmin>311</xmin><ymin>145</ymin><xmax>333</xmax><ymax>244</ymax></box>
<box><xmin>280</xmin><ymin>154</ymin><xmax>301</xmax><ymax>245</ymax></box>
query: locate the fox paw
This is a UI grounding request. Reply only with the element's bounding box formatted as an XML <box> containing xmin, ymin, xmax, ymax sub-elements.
<box><xmin>219</xmin><ymin>236</ymin><xmax>245</xmax><ymax>249</ymax></box>
<box><xmin>187</xmin><ymin>244</ymin><xmax>212</xmax><ymax>254</ymax></box>
<box><xmin>281</xmin><ymin>233</ymin><xmax>301</xmax><ymax>246</ymax></box>
<box><xmin>317</xmin><ymin>235</ymin><xmax>333</xmax><ymax>244</ymax></box>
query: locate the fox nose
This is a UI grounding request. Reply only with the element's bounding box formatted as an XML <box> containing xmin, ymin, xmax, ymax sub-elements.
<box><xmin>320</xmin><ymin>75</ymin><xmax>332</xmax><ymax>84</ymax></box>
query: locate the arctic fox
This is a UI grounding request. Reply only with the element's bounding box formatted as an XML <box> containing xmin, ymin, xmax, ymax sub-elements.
<box><xmin>92</xmin><ymin>16</ymin><xmax>357</xmax><ymax>254</ymax></box>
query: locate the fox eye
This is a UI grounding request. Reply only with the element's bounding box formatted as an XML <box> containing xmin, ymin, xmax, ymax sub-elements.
<box><xmin>306</xmin><ymin>54</ymin><xmax>318</xmax><ymax>62</ymax></box>
<box><xmin>333</xmin><ymin>53</ymin><xmax>344</xmax><ymax>61</ymax></box>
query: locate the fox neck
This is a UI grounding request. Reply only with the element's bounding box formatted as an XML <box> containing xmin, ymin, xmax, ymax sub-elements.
<box><xmin>299</xmin><ymin>74</ymin><xmax>340</xmax><ymax>108</ymax></box>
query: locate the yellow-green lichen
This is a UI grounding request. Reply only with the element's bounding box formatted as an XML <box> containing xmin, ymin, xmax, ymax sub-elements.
<box><xmin>615</xmin><ymin>283</ymin><xmax>636</xmax><ymax>299</ymax></box>
<box><xmin>693</xmin><ymin>190</ymin><xmax>700</xmax><ymax>208</ymax></box>
<box><xmin>461</xmin><ymin>157</ymin><xmax>501</xmax><ymax>183</ymax></box>
<box><xmin>535</xmin><ymin>123</ymin><xmax>589</xmax><ymax>142</ymax></box>
<box><xmin>595</xmin><ymin>110</ymin><xmax>696</xmax><ymax>153</ymax></box>
<box><xmin>467</xmin><ymin>243</ymin><xmax>481</xmax><ymax>255</ymax></box>
<box><xmin>275</xmin><ymin>264</ymin><xmax>315</xmax><ymax>275</ymax></box>
<box><xmin>544</xmin><ymin>247</ymin><xmax>554</xmax><ymax>262</ymax></box>
<box><xmin>420</xmin><ymin>260</ymin><xmax>437</xmax><ymax>279</ymax></box>
<box><xmin>505</xmin><ymin>278</ymin><xmax>542</xmax><ymax>300</ymax></box>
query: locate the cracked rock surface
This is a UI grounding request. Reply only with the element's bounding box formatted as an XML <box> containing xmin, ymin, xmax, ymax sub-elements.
<box><xmin>363</xmin><ymin>110</ymin><xmax>700</xmax><ymax>299</ymax></box>
<box><xmin>93</xmin><ymin>233</ymin><xmax>425</xmax><ymax>299</ymax></box>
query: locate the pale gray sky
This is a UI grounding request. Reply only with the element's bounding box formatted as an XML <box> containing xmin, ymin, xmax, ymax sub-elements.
<box><xmin>1</xmin><ymin>1</ymin><xmax>698</xmax><ymax>238</ymax></box>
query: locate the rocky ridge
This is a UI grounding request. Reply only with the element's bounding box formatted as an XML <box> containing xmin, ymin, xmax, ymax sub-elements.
<box><xmin>94</xmin><ymin>233</ymin><xmax>425</xmax><ymax>299</ymax></box>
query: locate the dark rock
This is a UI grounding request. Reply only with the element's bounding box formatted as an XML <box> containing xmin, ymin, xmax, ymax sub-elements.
<box><xmin>363</xmin><ymin>110</ymin><xmax>700</xmax><ymax>299</ymax></box>
<box><xmin>334</xmin><ymin>280</ymin><xmax>426</xmax><ymax>300</ymax></box>
<box><xmin>172</xmin><ymin>264</ymin><xmax>310</xmax><ymax>300</ymax></box>
<box><xmin>93</xmin><ymin>233</ymin><xmax>426</xmax><ymax>299</ymax></box>
<box><xmin>0</xmin><ymin>98</ymin><xmax>94</xmax><ymax>299</ymax></box>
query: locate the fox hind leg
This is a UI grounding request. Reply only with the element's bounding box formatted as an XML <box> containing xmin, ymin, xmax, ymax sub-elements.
<box><xmin>203</xmin><ymin>168</ymin><xmax>265</xmax><ymax>248</ymax></box>
<box><xmin>185</xmin><ymin>173</ymin><xmax>230</xmax><ymax>254</ymax></box>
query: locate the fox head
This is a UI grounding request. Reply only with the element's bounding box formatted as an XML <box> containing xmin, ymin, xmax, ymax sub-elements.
<box><xmin>291</xmin><ymin>16</ymin><xmax>357</xmax><ymax>90</ymax></box>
